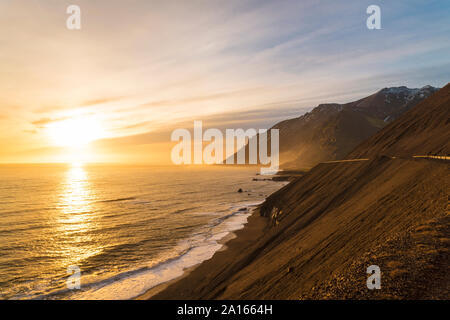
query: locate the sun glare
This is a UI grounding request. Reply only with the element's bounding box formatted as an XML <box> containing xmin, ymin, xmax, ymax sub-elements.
<box><xmin>47</xmin><ymin>117</ymin><xmax>104</xmax><ymax>148</ymax></box>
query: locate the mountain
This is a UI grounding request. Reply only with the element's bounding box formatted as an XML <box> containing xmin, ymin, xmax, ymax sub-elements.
<box><xmin>232</xmin><ymin>85</ymin><xmax>439</xmax><ymax>170</ymax></box>
<box><xmin>348</xmin><ymin>85</ymin><xmax>450</xmax><ymax>158</ymax></box>
<box><xmin>153</xmin><ymin>84</ymin><xmax>450</xmax><ymax>299</ymax></box>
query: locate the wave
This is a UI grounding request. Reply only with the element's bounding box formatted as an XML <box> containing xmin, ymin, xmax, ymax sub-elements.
<box><xmin>97</xmin><ymin>197</ymin><xmax>137</xmax><ymax>203</ymax></box>
<box><xmin>39</xmin><ymin>202</ymin><xmax>260</xmax><ymax>300</ymax></box>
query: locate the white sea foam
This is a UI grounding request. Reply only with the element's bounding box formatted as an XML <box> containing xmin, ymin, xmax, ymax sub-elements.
<box><xmin>65</xmin><ymin>204</ymin><xmax>257</xmax><ymax>300</ymax></box>
<box><xmin>0</xmin><ymin>165</ymin><xmax>285</xmax><ymax>300</ymax></box>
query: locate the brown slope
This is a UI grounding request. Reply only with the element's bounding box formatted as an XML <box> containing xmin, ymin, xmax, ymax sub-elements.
<box><xmin>348</xmin><ymin>83</ymin><xmax>450</xmax><ymax>158</ymax></box>
<box><xmin>153</xmin><ymin>85</ymin><xmax>450</xmax><ymax>300</ymax></box>
<box><xmin>300</xmin><ymin>213</ymin><xmax>450</xmax><ymax>299</ymax></box>
<box><xmin>272</xmin><ymin>106</ymin><xmax>381</xmax><ymax>169</ymax></box>
<box><xmin>153</xmin><ymin>157</ymin><xmax>449</xmax><ymax>299</ymax></box>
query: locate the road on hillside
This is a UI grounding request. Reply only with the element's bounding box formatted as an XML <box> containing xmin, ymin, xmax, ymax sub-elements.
<box><xmin>322</xmin><ymin>155</ymin><xmax>450</xmax><ymax>164</ymax></box>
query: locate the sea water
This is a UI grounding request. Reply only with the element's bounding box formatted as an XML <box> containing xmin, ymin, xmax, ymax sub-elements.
<box><xmin>0</xmin><ymin>164</ymin><xmax>286</xmax><ymax>299</ymax></box>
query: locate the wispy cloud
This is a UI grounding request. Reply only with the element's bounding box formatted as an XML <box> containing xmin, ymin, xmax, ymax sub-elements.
<box><xmin>31</xmin><ymin>116</ymin><xmax>71</xmax><ymax>126</ymax></box>
<box><xmin>1</xmin><ymin>0</ymin><xmax>449</xmax><ymax>163</ymax></box>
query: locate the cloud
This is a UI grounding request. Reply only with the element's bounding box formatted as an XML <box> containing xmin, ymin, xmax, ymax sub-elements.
<box><xmin>34</xmin><ymin>105</ymin><xmax>68</xmax><ymax>114</ymax></box>
<box><xmin>114</xmin><ymin>87</ymin><xmax>270</xmax><ymax>116</ymax></box>
<box><xmin>23</xmin><ymin>129</ymin><xmax>38</xmax><ymax>134</ymax></box>
<box><xmin>31</xmin><ymin>116</ymin><xmax>70</xmax><ymax>126</ymax></box>
<box><xmin>1</xmin><ymin>0</ymin><xmax>449</xmax><ymax>163</ymax></box>
<box><xmin>79</xmin><ymin>96</ymin><xmax>126</xmax><ymax>107</ymax></box>
<box><xmin>98</xmin><ymin>104</ymin><xmax>309</xmax><ymax>148</ymax></box>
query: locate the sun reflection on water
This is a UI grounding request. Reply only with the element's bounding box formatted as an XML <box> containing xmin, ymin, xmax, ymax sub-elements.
<box><xmin>54</xmin><ymin>164</ymin><xmax>103</xmax><ymax>267</ymax></box>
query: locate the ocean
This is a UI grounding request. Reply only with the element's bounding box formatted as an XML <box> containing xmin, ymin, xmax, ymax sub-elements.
<box><xmin>0</xmin><ymin>164</ymin><xmax>286</xmax><ymax>300</ymax></box>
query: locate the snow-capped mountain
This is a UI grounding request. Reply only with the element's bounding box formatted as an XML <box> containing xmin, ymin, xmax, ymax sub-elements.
<box><xmin>230</xmin><ymin>85</ymin><xmax>440</xmax><ymax>169</ymax></box>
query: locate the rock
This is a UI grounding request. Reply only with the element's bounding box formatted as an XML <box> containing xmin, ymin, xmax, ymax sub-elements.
<box><xmin>237</xmin><ymin>188</ymin><xmax>243</xmax><ymax>193</ymax></box>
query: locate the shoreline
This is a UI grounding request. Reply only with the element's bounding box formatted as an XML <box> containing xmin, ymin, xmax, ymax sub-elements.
<box><xmin>136</xmin><ymin>207</ymin><xmax>268</xmax><ymax>300</ymax></box>
<box><xmin>135</xmin><ymin>229</ymin><xmax>238</xmax><ymax>300</ymax></box>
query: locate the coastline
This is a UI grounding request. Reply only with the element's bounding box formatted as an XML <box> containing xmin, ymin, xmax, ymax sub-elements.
<box><xmin>142</xmin><ymin>158</ymin><xmax>450</xmax><ymax>299</ymax></box>
<box><xmin>136</xmin><ymin>207</ymin><xmax>268</xmax><ymax>300</ymax></box>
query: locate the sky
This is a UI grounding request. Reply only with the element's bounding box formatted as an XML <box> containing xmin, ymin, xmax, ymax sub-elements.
<box><xmin>0</xmin><ymin>0</ymin><xmax>449</xmax><ymax>164</ymax></box>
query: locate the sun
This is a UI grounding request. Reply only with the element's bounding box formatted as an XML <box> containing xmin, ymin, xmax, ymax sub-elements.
<box><xmin>47</xmin><ymin>116</ymin><xmax>104</xmax><ymax>148</ymax></box>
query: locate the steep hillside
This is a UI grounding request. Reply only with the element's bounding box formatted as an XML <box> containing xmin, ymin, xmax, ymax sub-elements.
<box><xmin>153</xmin><ymin>85</ymin><xmax>449</xmax><ymax>300</ymax></box>
<box><xmin>349</xmin><ymin>83</ymin><xmax>450</xmax><ymax>158</ymax></box>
